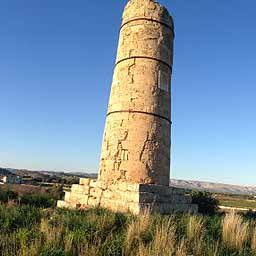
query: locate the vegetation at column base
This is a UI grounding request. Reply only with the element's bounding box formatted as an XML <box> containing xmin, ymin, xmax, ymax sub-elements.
<box><xmin>0</xmin><ymin>204</ymin><xmax>256</xmax><ymax>256</ymax></box>
<box><xmin>2</xmin><ymin>184</ymin><xmax>256</xmax><ymax>255</ymax></box>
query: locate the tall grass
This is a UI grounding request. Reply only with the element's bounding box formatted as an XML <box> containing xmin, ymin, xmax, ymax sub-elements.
<box><xmin>186</xmin><ymin>215</ymin><xmax>205</xmax><ymax>255</ymax></box>
<box><xmin>222</xmin><ymin>210</ymin><xmax>249</xmax><ymax>250</ymax></box>
<box><xmin>2</xmin><ymin>204</ymin><xmax>256</xmax><ymax>255</ymax></box>
<box><xmin>175</xmin><ymin>239</ymin><xmax>187</xmax><ymax>256</ymax></box>
<box><xmin>124</xmin><ymin>208</ymin><xmax>152</xmax><ymax>255</ymax></box>
<box><xmin>251</xmin><ymin>225</ymin><xmax>256</xmax><ymax>252</ymax></box>
<box><xmin>137</xmin><ymin>217</ymin><xmax>176</xmax><ymax>256</ymax></box>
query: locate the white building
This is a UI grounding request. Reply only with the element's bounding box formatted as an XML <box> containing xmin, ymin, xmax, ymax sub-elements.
<box><xmin>0</xmin><ymin>175</ymin><xmax>22</xmax><ymax>184</ymax></box>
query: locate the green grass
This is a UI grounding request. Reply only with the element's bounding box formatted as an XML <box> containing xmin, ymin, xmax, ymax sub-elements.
<box><xmin>220</xmin><ymin>199</ymin><xmax>256</xmax><ymax>210</ymax></box>
<box><xmin>1</xmin><ymin>204</ymin><xmax>256</xmax><ymax>255</ymax></box>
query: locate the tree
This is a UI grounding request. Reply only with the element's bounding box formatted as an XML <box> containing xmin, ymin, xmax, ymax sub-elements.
<box><xmin>191</xmin><ymin>191</ymin><xmax>219</xmax><ymax>215</ymax></box>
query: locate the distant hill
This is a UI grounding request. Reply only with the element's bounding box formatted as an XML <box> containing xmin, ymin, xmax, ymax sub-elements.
<box><xmin>170</xmin><ymin>179</ymin><xmax>256</xmax><ymax>196</ymax></box>
<box><xmin>1</xmin><ymin>167</ymin><xmax>97</xmax><ymax>180</ymax></box>
<box><xmin>2</xmin><ymin>167</ymin><xmax>256</xmax><ymax>195</ymax></box>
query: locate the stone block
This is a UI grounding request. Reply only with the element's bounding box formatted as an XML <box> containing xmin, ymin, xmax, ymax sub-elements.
<box><xmin>69</xmin><ymin>194</ymin><xmax>89</xmax><ymax>205</ymax></box>
<box><xmin>71</xmin><ymin>184</ymin><xmax>90</xmax><ymax>195</ymax></box>
<box><xmin>90</xmin><ymin>187</ymin><xmax>103</xmax><ymax>198</ymax></box>
<box><xmin>100</xmin><ymin>199</ymin><xmax>130</xmax><ymax>213</ymax></box>
<box><xmin>102</xmin><ymin>190</ymin><xmax>114</xmax><ymax>200</ymax></box>
<box><xmin>128</xmin><ymin>202</ymin><xmax>141</xmax><ymax>215</ymax></box>
<box><xmin>88</xmin><ymin>196</ymin><xmax>100</xmax><ymax>207</ymax></box>
<box><xmin>96</xmin><ymin>180</ymin><xmax>108</xmax><ymax>190</ymax></box>
<box><xmin>116</xmin><ymin>182</ymin><xmax>129</xmax><ymax>192</ymax></box>
<box><xmin>58</xmin><ymin>182</ymin><xmax>197</xmax><ymax>215</ymax></box>
<box><xmin>64</xmin><ymin>192</ymin><xmax>71</xmax><ymax>201</ymax></box>
<box><xmin>89</xmin><ymin>179</ymin><xmax>98</xmax><ymax>188</ymax></box>
<box><xmin>126</xmin><ymin>183</ymin><xmax>140</xmax><ymax>192</ymax></box>
<box><xmin>79</xmin><ymin>178</ymin><xmax>91</xmax><ymax>186</ymax></box>
<box><xmin>176</xmin><ymin>195</ymin><xmax>189</xmax><ymax>203</ymax></box>
<box><xmin>120</xmin><ymin>191</ymin><xmax>140</xmax><ymax>203</ymax></box>
<box><xmin>57</xmin><ymin>200</ymin><xmax>80</xmax><ymax>209</ymax></box>
<box><xmin>57</xmin><ymin>200</ymin><xmax>67</xmax><ymax>208</ymax></box>
<box><xmin>139</xmin><ymin>184</ymin><xmax>167</xmax><ymax>194</ymax></box>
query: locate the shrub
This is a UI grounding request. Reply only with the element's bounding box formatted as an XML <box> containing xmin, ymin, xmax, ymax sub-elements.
<box><xmin>50</xmin><ymin>185</ymin><xmax>64</xmax><ymax>200</ymax></box>
<box><xmin>191</xmin><ymin>191</ymin><xmax>219</xmax><ymax>215</ymax></box>
<box><xmin>20</xmin><ymin>194</ymin><xmax>55</xmax><ymax>208</ymax></box>
<box><xmin>244</xmin><ymin>209</ymin><xmax>256</xmax><ymax>219</ymax></box>
<box><xmin>0</xmin><ymin>190</ymin><xmax>18</xmax><ymax>203</ymax></box>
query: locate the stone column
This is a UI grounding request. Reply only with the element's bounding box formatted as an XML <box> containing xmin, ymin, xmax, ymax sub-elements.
<box><xmin>57</xmin><ymin>1</ymin><xmax>198</xmax><ymax>214</ymax></box>
<box><xmin>99</xmin><ymin>0</ymin><xmax>174</xmax><ymax>186</ymax></box>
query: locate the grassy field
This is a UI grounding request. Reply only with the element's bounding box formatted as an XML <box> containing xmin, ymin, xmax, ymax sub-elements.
<box><xmin>1</xmin><ymin>186</ymin><xmax>256</xmax><ymax>255</ymax></box>
<box><xmin>1</xmin><ymin>204</ymin><xmax>256</xmax><ymax>256</ymax></box>
<box><xmin>216</xmin><ymin>194</ymin><xmax>256</xmax><ymax>210</ymax></box>
<box><xmin>220</xmin><ymin>200</ymin><xmax>256</xmax><ymax>210</ymax></box>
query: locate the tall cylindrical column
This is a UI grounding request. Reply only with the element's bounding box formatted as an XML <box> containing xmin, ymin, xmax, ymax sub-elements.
<box><xmin>99</xmin><ymin>0</ymin><xmax>174</xmax><ymax>186</ymax></box>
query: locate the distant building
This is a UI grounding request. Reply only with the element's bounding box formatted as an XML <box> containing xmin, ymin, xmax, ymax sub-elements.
<box><xmin>0</xmin><ymin>175</ymin><xmax>22</xmax><ymax>185</ymax></box>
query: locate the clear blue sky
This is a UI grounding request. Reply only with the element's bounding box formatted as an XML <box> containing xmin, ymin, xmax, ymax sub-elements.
<box><xmin>1</xmin><ymin>0</ymin><xmax>255</xmax><ymax>185</ymax></box>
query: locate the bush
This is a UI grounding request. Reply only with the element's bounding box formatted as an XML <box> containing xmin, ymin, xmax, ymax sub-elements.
<box><xmin>243</xmin><ymin>209</ymin><xmax>256</xmax><ymax>220</ymax></box>
<box><xmin>191</xmin><ymin>191</ymin><xmax>219</xmax><ymax>215</ymax></box>
<box><xmin>50</xmin><ymin>185</ymin><xmax>64</xmax><ymax>200</ymax></box>
<box><xmin>20</xmin><ymin>194</ymin><xmax>55</xmax><ymax>208</ymax></box>
<box><xmin>0</xmin><ymin>190</ymin><xmax>18</xmax><ymax>203</ymax></box>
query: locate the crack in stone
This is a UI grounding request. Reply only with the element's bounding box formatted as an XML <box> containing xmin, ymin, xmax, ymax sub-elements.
<box><xmin>128</xmin><ymin>62</ymin><xmax>135</xmax><ymax>84</ymax></box>
<box><xmin>139</xmin><ymin>131</ymin><xmax>150</xmax><ymax>161</ymax></box>
<box><xmin>112</xmin><ymin>130</ymin><xmax>129</xmax><ymax>172</ymax></box>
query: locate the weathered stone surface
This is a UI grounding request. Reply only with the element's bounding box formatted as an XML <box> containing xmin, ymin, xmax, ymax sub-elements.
<box><xmin>57</xmin><ymin>200</ymin><xmax>80</xmax><ymax>209</ymax></box>
<box><xmin>80</xmin><ymin>178</ymin><xmax>90</xmax><ymax>186</ymax></box>
<box><xmin>122</xmin><ymin>0</ymin><xmax>173</xmax><ymax>29</ymax></box>
<box><xmin>57</xmin><ymin>0</ymin><xmax>198</xmax><ymax>215</ymax></box>
<box><xmin>98</xmin><ymin>0</ymin><xmax>174</xmax><ymax>186</ymax></box>
<box><xmin>71</xmin><ymin>184</ymin><xmax>90</xmax><ymax>195</ymax></box>
<box><xmin>57</xmin><ymin>200</ymin><xmax>67</xmax><ymax>208</ymax></box>
<box><xmin>64</xmin><ymin>192</ymin><xmax>71</xmax><ymax>201</ymax></box>
<box><xmin>58</xmin><ymin>179</ymin><xmax>198</xmax><ymax>215</ymax></box>
<box><xmin>90</xmin><ymin>187</ymin><xmax>103</xmax><ymax>198</ymax></box>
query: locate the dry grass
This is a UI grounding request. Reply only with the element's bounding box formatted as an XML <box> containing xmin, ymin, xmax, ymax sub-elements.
<box><xmin>79</xmin><ymin>243</ymin><xmax>101</xmax><ymax>256</ymax></box>
<box><xmin>137</xmin><ymin>218</ymin><xmax>176</xmax><ymax>256</ymax></box>
<box><xmin>124</xmin><ymin>208</ymin><xmax>152</xmax><ymax>255</ymax></box>
<box><xmin>3</xmin><ymin>204</ymin><xmax>256</xmax><ymax>255</ymax></box>
<box><xmin>187</xmin><ymin>215</ymin><xmax>205</xmax><ymax>241</ymax></box>
<box><xmin>40</xmin><ymin>218</ymin><xmax>64</xmax><ymax>244</ymax></box>
<box><xmin>251</xmin><ymin>224</ymin><xmax>256</xmax><ymax>252</ymax></box>
<box><xmin>207</xmin><ymin>241</ymin><xmax>220</xmax><ymax>256</ymax></box>
<box><xmin>175</xmin><ymin>239</ymin><xmax>187</xmax><ymax>256</ymax></box>
<box><xmin>222</xmin><ymin>211</ymin><xmax>249</xmax><ymax>250</ymax></box>
<box><xmin>186</xmin><ymin>215</ymin><xmax>205</xmax><ymax>255</ymax></box>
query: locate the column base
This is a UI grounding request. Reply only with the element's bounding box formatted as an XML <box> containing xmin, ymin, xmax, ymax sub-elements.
<box><xmin>57</xmin><ymin>178</ymin><xmax>198</xmax><ymax>215</ymax></box>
